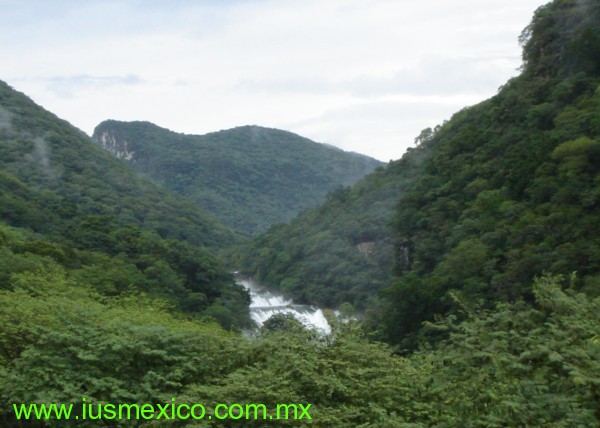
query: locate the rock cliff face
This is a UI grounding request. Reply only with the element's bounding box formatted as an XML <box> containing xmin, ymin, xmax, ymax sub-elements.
<box><xmin>95</xmin><ymin>130</ymin><xmax>135</xmax><ymax>161</ymax></box>
<box><xmin>355</xmin><ymin>241</ymin><xmax>375</xmax><ymax>258</ymax></box>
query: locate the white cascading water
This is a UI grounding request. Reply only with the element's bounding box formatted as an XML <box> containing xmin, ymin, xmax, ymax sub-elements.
<box><xmin>236</xmin><ymin>277</ymin><xmax>331</xmax><ymax>334</ymax></box>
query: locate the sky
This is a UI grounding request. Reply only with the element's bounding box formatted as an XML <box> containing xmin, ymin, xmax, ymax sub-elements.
<box><xmin>1</xmin><ymin>0</ymin><xmax>548</xmax><ymax>161</ymax></box>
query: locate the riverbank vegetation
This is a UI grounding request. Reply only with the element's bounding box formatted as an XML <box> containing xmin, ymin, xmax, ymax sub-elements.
<box><xmin>1</xmin><ymin>0</ymin><xmax>599</xmax><ymax>425</ymax></box>
<box><xmin>2</xmin><ymin>269</ymin><xmax>598</xmax><ymax>426</ymax></box>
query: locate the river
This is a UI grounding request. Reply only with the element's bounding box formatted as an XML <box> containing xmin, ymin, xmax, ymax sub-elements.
<box><xmin>236</xmin><ymin>277</ymin><xmax>331</xmax><ymax>334</ymax></box>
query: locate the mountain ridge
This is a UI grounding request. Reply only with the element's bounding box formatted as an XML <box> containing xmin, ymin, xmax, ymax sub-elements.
<box><xmin>92</xmin><ymin>120</ymin><xmax>383</xmax><ymax>235</ymax></box>
<box><xmin>0</xmin><ymin>79</ymin><xmax>249</xmax><ymax>327</ymax></box>
<box><xmin>2</xmin><ymin>1</ymin><xmax>600</xmax><ymax>425</ymax></box>
<box><xmin>237</xmin><ymin>0</ymin><xmax>600</xmax><ymax>350</ymax></box>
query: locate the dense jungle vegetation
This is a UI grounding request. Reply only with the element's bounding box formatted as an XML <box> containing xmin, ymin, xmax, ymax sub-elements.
<box><xmin>236</xmin><ymin>144</ymin><xmax>430</xmax><ymax>308</ymax></box>
<box><xmin>92</xmin><ymin>121</ymin><xmax>382</xmax><ymax>236</ymax></box>
<box><xmin>0</xmin><ymin>80</ymin><xmax>250</xmax><ymax>327</ymax></box>
<box><xmin>376</xmin><ymin>0</ymin><xmax>600</xmax><ymax>349</ymax></box>
<box><xmin>1</xmin><ymin>0</ymin><xmax>599</xmax><ymax>426</ymax></box>
<box><xmin>240</xmin><ymin>0</ymin><xmax>600</xmax><ymax>350</ymax></box>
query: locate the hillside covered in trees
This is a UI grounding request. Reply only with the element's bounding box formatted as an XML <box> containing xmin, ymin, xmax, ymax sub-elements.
<box><xmin>236</xmin><ymin>143</ymin><xmax>430</xmax><ymax>308</ymax></box>
<box><xmin>375</xmin><ymin>0</ymin><xmax>600</xmax><ymax>349</ymax></box>
<box><xmin>0</xmin><ymin>80</ymin><xmax>249</xmax><ymax>327</ymax></box>
<box><xmin>92</xmin><ymin>121</ymin><xmax>382</xmax><ymax>236</ymax></box>
<box><xmin>1</xmin><ymin>0</ymin><xmax>599</xmax><ymax>426</ymax></box>
<box><xmin>239</xmin><ymin>0</ymin><xmax>600</xmax><ymax>343</ymax></box>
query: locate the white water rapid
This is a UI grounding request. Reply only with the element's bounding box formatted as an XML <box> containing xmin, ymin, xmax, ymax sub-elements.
<box><xmin>237</xmin><ymin>277</ymin><xmax>331</xmax><ymax>334</ymax></box>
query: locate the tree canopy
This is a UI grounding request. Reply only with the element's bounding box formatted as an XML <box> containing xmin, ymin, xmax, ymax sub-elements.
<box><xmin>92</xmin><ymin>121</ymin><xmax>382</xmax><ymax>236</ymax></box>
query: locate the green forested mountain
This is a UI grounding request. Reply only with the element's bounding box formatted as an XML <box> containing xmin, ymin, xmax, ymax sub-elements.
<box><xmin>236</xmin><ymin>139</ymin><xmax>431</xmax><ymax>308</ymax></box>
<box><xmin>0</xmin><ymin>81</ymin><xmax>239</xmax><ymax>249</ymax></box>
<box><xmin>92</xmin><ymin>121</ymin><xmax>382</xmax><ymax>236</ymax></box>
<box><xmin>2</xmin><ymin>1</ymin><xmax>600</xmax><ymax>426</ymax></box>
<box><xmin>240</xmin><ymin>0</ymin><xmax>600</xmax><ymax>343</ymax></box>
<box><xmin>375</xmin><ymin>0</ymin><xmax>600</xmax><ymax>349</ymax></box>
<box><xmin>0</xmin><ymin>80</ymin><xmax>249</xmax><ymax>326</ymax></box>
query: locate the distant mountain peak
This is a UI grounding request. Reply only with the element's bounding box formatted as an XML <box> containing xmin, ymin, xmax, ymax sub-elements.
<box><xmin>92</xmin><ymin>120</ymin><xmax>383</xmax><ymax>235</ymax></box>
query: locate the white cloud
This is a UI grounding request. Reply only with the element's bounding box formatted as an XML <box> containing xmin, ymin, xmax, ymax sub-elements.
<box><xmin>40</xmin><ymin>74</ymin><xmax>144</xmax><ymax>98</ymax></box>
<box><xmin>0</xmin><ymin>0</ymin><xmax>547</xmax><ymax>160</ymax></box>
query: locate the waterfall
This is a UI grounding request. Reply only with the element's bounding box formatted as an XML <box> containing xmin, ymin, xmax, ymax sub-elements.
<box><xmin>237</xmin><ymin>277</ymin><xmax>331</xmax><ymax>334</ymax></box>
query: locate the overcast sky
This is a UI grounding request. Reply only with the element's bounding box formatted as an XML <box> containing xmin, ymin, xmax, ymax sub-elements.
<box><xmin>1</xmin><ymin>0</ymin><xmax>547</xmax><ymax>161</ymax></box>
